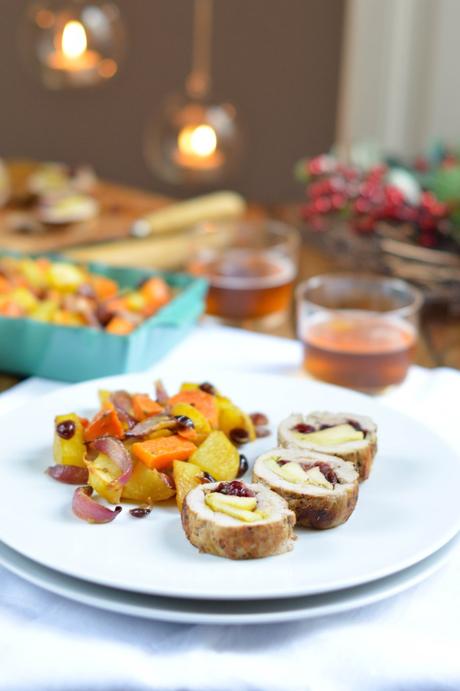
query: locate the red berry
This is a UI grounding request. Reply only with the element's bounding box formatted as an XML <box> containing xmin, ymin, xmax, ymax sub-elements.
<box><xmin>355</xmin><ymin>198</ymin><xmax>371</xmax><ymax>214</ymax></box>
<box><xmin>314</xmin><ymin>197</ymin><xmax>332</xmax><ymax>213</ymax></box>
<box><xmin>420</xmin><ymin>231</ymin><xmax>438</xmax><ymax>247</ymax></box>
<box><xmin>331</xmin><ymin>194</ymin><xmax>346</xmax><ymax>209</ymax></box>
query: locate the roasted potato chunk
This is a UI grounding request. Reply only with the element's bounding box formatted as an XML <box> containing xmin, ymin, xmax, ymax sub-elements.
<box><xmin>189</xmin><ymin>431</ymin><xmax>239</xmax><ymax>481</ymax></box>
<box><xmin>173</xmin><ymin>460</ymin><xmax>203</xmax><ymax>511</ymax></box>
<box><xmin>122</xmin><ymin>461</ymin><xmax>175</xmax><ymax>504</ymax></box>
<box><xmin>217</xmin><ymin>397</ymin><xmax>256</xmax><ymax>442</ymax></box>
<box><xmin>86</xmin><ymin>452</ymin><xmax>122</xmax><ymax>504</ymax></box>
<box><xmin>171</xmin><ymin>402</ymin><xmax>211</xmax><ymax>444</ymax></box>
<box><xmin>53</xmin><ymin>413</ymin><xmax>86</xmax><ymax>468</ymax></box>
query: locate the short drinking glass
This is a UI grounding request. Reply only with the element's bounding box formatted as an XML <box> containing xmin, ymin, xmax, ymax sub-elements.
<box><xmin>188</xmin><ymin>219</ymin><xmax>300</xmax><ymax>328</ymax></box>
<box><xmin>297</xmin><ymin>274</ymin><xmax>423</xmax><ymax>392</ymax></box>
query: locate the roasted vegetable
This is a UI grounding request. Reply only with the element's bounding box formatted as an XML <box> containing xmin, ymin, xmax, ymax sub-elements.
<box><xmin>0</xmin><ymin>256</ymin><xmax>172</xmax><ymax>334</ymax></box>
<box><xmin>122</xmin><ymin>461</ymin><xmax>175</xmax><ymax>504</ymax></box>
<box><xmin>217</xmin><ymin>397</ymin><xmax>256</xmax><ymax>442</ymax></box>
<box><xmin>50</xmin><ymin>377</ymin><xmax>265</xmax><ymax>523</ymax></box>
<box><xmin>85</xmin><ymin>452</ymin><xmax>123</xmax><ymax>504</ymax></box>
<box><xmin>53</xmin><ymin>413</ymin><xmax>86</xmax><ymax>468</ymax></box>
<box><xmin>84</xmin><ymin>409</ymin><xmax>124</xmax><ymax>442</ymax></box>
<box><xmin>171</xmin><ymin>402</ymin><xmax>211</xmax><ymax>444</ymax></box>
<box><xmin>173</xmin><ymin>460</ymin><xmax>204</xmax><ymax>511</ymax></box>
<box><xmin>189</xmin><ymin>431</ymin><xmax>239</xmax><ymax>481</ymax></box>
<box><xmin>169</xmin><ymin>389</ymin><xmax>218</xmax><ymax>428</ymax></box>
<box><xmin>131</xmin><ymin>394</ymin><xmax>163</xmax><ymax>421</ymax></box>
<box><xmin>132</xmin><ymin>435</ymin><xmax>197</xmax><ymax>470</ymax></box>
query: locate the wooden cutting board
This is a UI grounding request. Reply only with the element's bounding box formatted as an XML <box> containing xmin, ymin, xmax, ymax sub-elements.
<box><xmin>0</xmin><ymin>164</ymin><xmax>171</xmax><ymax>254</ymax></box>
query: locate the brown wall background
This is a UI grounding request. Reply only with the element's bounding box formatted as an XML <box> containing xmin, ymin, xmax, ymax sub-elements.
<box><xmin>0</xmin><ymin>0</ymin><xmax>344</xmax><ymax>202</ymax></box>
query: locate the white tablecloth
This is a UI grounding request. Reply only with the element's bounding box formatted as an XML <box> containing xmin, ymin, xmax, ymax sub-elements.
<box><xmin>1</xmin><ymin>326</ymin><xmax>459</xmax><ymax>691</ymax></box>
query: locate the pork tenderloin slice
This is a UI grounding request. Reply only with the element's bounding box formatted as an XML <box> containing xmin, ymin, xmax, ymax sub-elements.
<box><xmin>277</xmin><ymin>412</ymin><xmax>378</xmax><ymax>481</ymax></box>
<box><xmin>181</xmin><ymin>482</ymin><xmax>296</xmax><ymax>560</ymax></box>
<box><xmin>253</xmin><ymin>447</ymin><xmax>359</xmax><ymax>530</ymax></box>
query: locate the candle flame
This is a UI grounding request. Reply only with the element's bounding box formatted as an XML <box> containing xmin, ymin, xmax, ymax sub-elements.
<box><xmin>61</xmin><ymin>20</ymin><xmax>87</xmax><ymax>59</ymax></box>
<box><xmin>178</xmin><ymin>124</ymin><xmax>217</xmax><ymax>158</ymax></box>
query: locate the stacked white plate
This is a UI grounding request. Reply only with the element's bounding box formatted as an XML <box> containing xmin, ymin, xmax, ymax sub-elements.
<box><xmin>1</xmin><ymin>369</ymin><xmax>459</xmax><ymax>625</ymax></box>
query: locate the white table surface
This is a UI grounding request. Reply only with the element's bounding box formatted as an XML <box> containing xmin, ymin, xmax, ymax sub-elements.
<box><xmin>1</xmin><ymin>325</ymin><xmax>459</xmax><ymax>691</ymax></box>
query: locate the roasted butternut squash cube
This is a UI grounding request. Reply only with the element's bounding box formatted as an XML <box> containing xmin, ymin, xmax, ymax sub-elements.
<box><xmin>132</xmin><ymin>435</ymin><xmax>196</xmax><ymax>470</ymax></box>
<box><xmin>169</xmin><ymin>390</ymin><xmax>218</xmax><ymax>428</ymax></box>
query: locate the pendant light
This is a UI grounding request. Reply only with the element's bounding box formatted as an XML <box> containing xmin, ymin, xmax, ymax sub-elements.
<box><xmin>144</xmin><ymin>0</ymin><xmax>242</xmax><ymax>187</ymax></box>
<box><xmin>22</xmin><ymin>0</ymin><xmax>126</xmax><ymax>89</ymax></box>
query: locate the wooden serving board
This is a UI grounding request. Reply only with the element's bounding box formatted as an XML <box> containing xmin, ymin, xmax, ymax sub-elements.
<box><xmin>0</xmin><ymin>169</ymin><xmax>170</xmax><ymax>254</ymax></box>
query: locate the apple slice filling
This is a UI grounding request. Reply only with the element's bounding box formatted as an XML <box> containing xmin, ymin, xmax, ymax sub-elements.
<box><xmin>265</xmin><ymin>458</ymin><xmax>338</xmax><ymax>489</ymax></box>
<box><xmin>291</xmin><ymin>423</ymin><xmax>365</xmax><ymax>446</ymax></box>
<box><xmin>205</xmin><ymin>481</ymin><xmax>266</xmax><ymax>522</ymax></box>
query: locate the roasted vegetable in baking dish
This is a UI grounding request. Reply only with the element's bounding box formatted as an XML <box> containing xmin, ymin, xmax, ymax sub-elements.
<box><xmin>0</xmin><ymin>256</ymin><xmax>172</xmax><ymax>334</ymax></box>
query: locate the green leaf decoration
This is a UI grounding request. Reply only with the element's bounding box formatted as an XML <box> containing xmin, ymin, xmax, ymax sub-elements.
<box><xmin>294</xmin><ymin>159</ymin><xmax>310</xmax><ymax>183</ymax></box>
<box><xmin>429</xmin><ymin>166</ymin><xmax>460</xmax><ymax>202</ymax></box>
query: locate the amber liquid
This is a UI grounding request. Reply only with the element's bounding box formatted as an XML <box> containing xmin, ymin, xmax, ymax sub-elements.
<box><xmin>190</xmin><ymin>252</ymin><xmax>295</xmax><ymax>321</ymax></box>
<box><xmin>302</xmin><ymin>313</ymin><xmax>416</xmax><ymax>391</ymax></box>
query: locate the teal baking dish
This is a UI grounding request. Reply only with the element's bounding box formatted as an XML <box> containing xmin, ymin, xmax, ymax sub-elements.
<box><xmin>0</xmin><ymin>256</ymin><xmax>207</xmax><ymax>382</ymax></box>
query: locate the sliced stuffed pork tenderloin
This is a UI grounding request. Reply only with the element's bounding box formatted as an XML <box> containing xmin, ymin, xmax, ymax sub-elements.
<box><xmin>253</xmin><ymin>447</ymin><xmax>359</xmax><ymax>530</ymax></box>
<box><xmin>181</xmin><ymin>480</ymin><xmax>296</xmax><ymax>559</ymax></box>
<box><xmin>277</xmin><ymin>411</ymin><xmax>377</xmax><ymax>481</ymax></box>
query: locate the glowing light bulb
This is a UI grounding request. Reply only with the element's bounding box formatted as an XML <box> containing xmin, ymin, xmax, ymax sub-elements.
<box><xmin>178</xmin><ymin>124</ymin><xmax>217</xmax><ymax>158</ymax></box>
<box><xmin>61</xmin><ymin>20</ymin><xmax>87</xmax><ymax>59</ymax></box>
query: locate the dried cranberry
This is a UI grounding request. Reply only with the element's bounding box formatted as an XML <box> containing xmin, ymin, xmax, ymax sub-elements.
<box><xmin>300</xmin><ymin>461</ymin><xmax>338</xmax><ymax>485</ymax></box>
<box><xmin>319</xmin><ymin>424</ymin><xmax>333</xmax><ymax>431</ymax></box>
<box><xmin>200</xmin><ymin>472</ymin><xmax>216</xmax><ymax>483</ymax></box>
<box><xmin>314</xmin><ymin>462</ymin><xmax>338</xmax><ymax>485</ymax></box>
<box><xmin>175</xmin><ymin>415</ymin><xmax>194</xmax><ymax>429</ymax></box>
<box><xmin>347</xmin><ymin>419</ymin><xmax>365</xmax><ymax>434</ymax></box>
<box><xmin>237</xmin><ymin>454</ymin><xmax>249</xmax><ymax>478</ymax></box>
<box><xmin>255</xmin><ymin>427</ymin><xmax>270</xmax><ymax>438</ymax></box>
<box><xmin>215</xmin><ymin>480</ymin><xmax>255</xmax><ymax>498</ymax></box>
<box><xmin>229</xmin><ymin>427</ymin><xmax>250</xmax><ymax>444</ymax></box>
<box><xmin>56</xmin><ymin>420</ymin><xmax>76</xmax><ymax>440</ymax></box>
<box><xmin>129</xmin><ymin>507</ymin><xmax>151</xmax><ymax>518</ymax></box>
<box><xmin>293</xmin><ymin>423</ymin><xmax>315</xmax><ymax>434</ymax></box>
<box><xmin>250</xmin><ymin>412</ymin><xmax>268</xmax><ymax>426</ymax></box>
<box><xmin>95</xmin><ymin>305</ymin><xmax>112</xmax><ymax>327</ymax></box>
<box><xmin>199</xmin><ymin>382</ymin><xmax>216</xmax><ymax>395</ymax></box>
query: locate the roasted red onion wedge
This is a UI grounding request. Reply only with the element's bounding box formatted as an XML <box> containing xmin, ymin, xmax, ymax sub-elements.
<box><xmin>110</xmin><ymin>390</ymin><xmax>136</xmax><ymax>427</ymax></box>
<box><xmin>91</xmin><ymin>437</ymin><xmax>132</xmax><ymax>485</ymax></box>
<box><xmin>155</xmin><ymin>379</ymin><xmax>169</xmax><ymax>406</ymax></box>
<box><xmin>47</xmin><ymin>464</ymin><xmax>89</xmax><ymax>485</ymax></box>
<box><xmin>125</xmin><ymin>415</ymin><xmax>180</xmax><ymax>438</ymax></box>
<box><xmin>72</xmin><ymin>486</ymin><xmax>122</xmax><ymax>524</ymax></box>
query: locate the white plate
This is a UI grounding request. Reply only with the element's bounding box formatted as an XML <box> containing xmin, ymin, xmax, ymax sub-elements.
<box><xmin>1</xmin><ymin>367</ymin><xmax>460</xmax><ymax>601</ymax></box>
<box><xmin>1</xmin><ymin>534</ymin><xmax>458</xmax><ymax>625</ymax></box>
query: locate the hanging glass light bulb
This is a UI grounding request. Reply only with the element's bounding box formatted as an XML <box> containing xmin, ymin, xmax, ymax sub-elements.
<box><xmin>22</xmin><ymin>0</ymin><xmax>126</xmax><ymax>89</ymax></box>
<box><xmin>144</xmin><ymin>0</ymin><xmax>242</xmax><ymax>187</ymax></box>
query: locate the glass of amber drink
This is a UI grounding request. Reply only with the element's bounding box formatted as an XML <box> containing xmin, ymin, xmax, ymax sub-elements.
<box><xmin>188</xmin><ymin>219</ymin><xmax>300</xmax><ymax>328</ymax></box>
<box><xmin>297</xmin><ymin>274</ymin><xmax>423</xmax><ymax>392</ymax></box>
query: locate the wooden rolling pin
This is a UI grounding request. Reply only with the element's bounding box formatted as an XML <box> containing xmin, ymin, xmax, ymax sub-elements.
<box><xmin>64</xmin><ymin>191</ymin><xmax>246</xmax><ymax>270</ymax></box>
<box><xmin>130</xmin><ymin>190</ymin><xmax>246</xmax><ymax>237</ymax></box>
